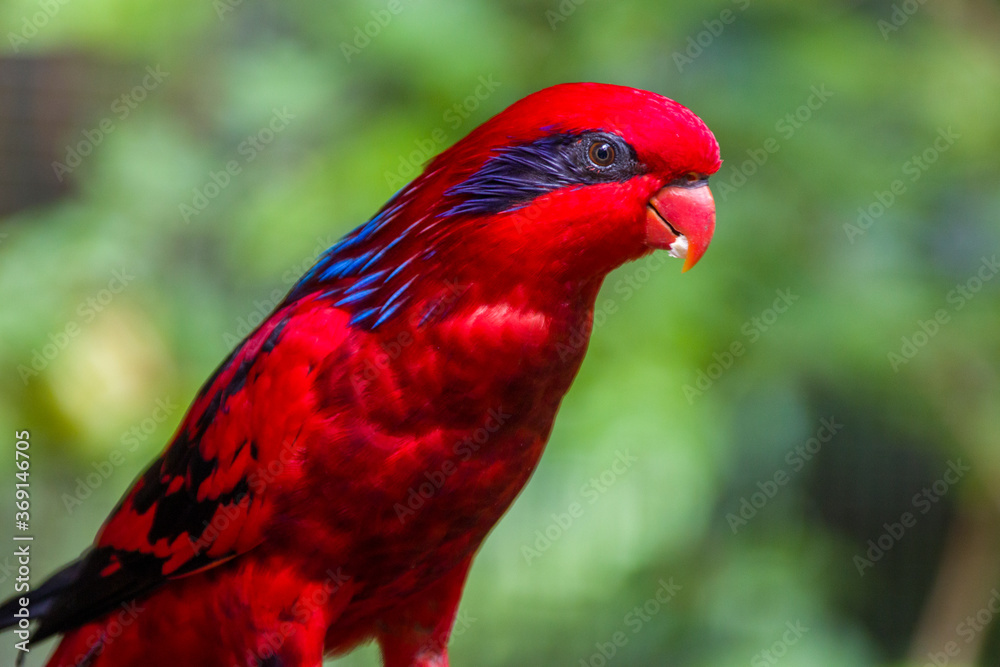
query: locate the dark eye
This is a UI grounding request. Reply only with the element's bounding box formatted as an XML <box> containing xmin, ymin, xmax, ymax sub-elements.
<box><xmin>683</xmin><ymin>172</ymin><xmax>703</xmax><ymax>184</ymax></box>
<box><xmin>588</xmin><ymin>141</ymin><xmax>616</xmax><ymax>167</ymax></box>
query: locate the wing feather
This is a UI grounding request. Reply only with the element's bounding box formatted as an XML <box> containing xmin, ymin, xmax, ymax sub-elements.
<box><xmin>34</xmin><ymin>298</ymin><xmax>352</xmax><ymax>640</ymax></box>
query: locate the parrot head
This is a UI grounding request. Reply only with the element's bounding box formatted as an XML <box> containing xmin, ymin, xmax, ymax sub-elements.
<box><xmin>293</xmin><ymin>83</ymin><xmax>720</xmax><ymax>328</ymax></box>
<box><xmin>427</xmin><ymin>82</ymin><xmax>722</xmax><ymax>279</ymax></box>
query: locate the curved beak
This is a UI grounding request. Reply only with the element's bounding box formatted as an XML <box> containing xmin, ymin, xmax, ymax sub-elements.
<box><xmin>644</xmin><ymin>183</ymin><xmax>716</xmax><ymax>272</ymax></box>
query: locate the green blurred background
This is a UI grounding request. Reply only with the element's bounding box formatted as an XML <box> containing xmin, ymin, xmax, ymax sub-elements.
<box><xmin>2</xmin><ymin>0</ymin><xmax>1000</xmax><ymax>665</ymax></box>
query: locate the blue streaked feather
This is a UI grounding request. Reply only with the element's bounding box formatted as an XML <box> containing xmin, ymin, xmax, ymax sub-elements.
<box><xmin>371</xmin><ymin>299</ymin><xmax>406</xmax><ymax>329</ymax></box>
<box><xmin>346</xmin><ymin>268</ymin><xmax>391</xmax><ymax>294</ymax></box>
<box><xmin>349</xmin><ymin>307</ymin><xmax>381</xmax><ymax>327</ymax></box>
<box><xmin>333</xmin><ymin>286</ymin><xmax>381</xmax><ymax>308</ymax></box>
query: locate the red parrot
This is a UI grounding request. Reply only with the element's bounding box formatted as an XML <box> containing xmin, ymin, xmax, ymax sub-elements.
<box><xmin>2</xmin><ymin>82</ymin><xmax>720</xmax><ymax>667</ymax></box>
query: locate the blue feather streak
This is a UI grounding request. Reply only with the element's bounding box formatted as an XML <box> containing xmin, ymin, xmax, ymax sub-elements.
<box><xmin>372</xmin><ymin>299</ymin><xmax>406</xmax><ymax>329</ymax></box>
<box><xmin>354</xmin><ymin>206</ymin><xmax>396</xmax><ymax>240</ymax></box>
<box><xmin>346</xmin><ymin>268</ymin><xmax>390</xmax><ymax>294</ymax></box>
<box><xmin>380</xmin><ymin>276</ymin><xmax>417</xmax><ymax>313</ymax></box>
<box><xmin>418</xmin><ymin>302</ymin><xmax>439</xmax><ymax>327</ymax></box>
<box><xmin>350</xmin><ymin>307</ymin><xmax>380</xmax><ymax>327</ymax></box>
<box><xmin>333</xmin><ymin>286</ymin><xmax>380</xmax><ymax>308</ymax></box>
<box><xmin>358</xmin><ymin>233</ymin><xmax>406</xmax><ymax>273</ymax></box>
<box><xmin>385</xmin><ymin>255</ymin><xmax>416</xmax><ymax>283</ymax></box>
<box><xmin>319</xmin><ymin>250</ymin><xmax>378</xmax><ymax>282</ymax></box>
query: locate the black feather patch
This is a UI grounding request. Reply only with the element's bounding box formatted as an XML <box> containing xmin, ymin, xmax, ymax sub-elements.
<box><xmin>444</xmin><ymin>131</ymin><xmax>643</xmax><ymax>216</ymax></box>
<box><xmin>29</xmin><ymin>548</ymin><xmax>216</xmax><ymax>643</ymax></box>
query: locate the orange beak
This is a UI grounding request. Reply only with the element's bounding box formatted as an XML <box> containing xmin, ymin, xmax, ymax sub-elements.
<box><xmin>644</xmin><ymin>184</ymin><xmax>716</xmax><ymax>272</ymax></box>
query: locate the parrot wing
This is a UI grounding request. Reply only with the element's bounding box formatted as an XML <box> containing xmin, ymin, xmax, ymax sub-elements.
<box><xmin>30</xmin><ymin>298</ymin><xmax>353</xmax><ymax>642</ymax></box>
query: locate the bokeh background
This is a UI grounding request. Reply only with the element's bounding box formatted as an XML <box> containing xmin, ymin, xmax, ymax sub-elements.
<box><xmin>2</xmin><ymin>0</ymin><xmax>1000</xmax><ymax>665</ymax></box>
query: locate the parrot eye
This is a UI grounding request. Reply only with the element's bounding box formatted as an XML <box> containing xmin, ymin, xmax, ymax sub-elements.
<box><xmin>588</xmin><ymin>141</ymin><xmax>616</xmax><ymax>167</ymax></box>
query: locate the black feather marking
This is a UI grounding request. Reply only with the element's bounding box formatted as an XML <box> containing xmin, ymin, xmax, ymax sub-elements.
<box><xmin>132</xmin><ymin>459</ymin><xmax>167</xmax><ymax>515</ymax></box>
<box><xmin>193</xmin><ymin>386</ymin><xmax>225</xmax><ymax>439</ymax></box>
<box><xmin>0</xmin><ymin>311</ymin><xmax>286</xmax><ymax>644</ymax></box>
<box><xmin>26</xmin><ymin>547</ymin><xmax>219</xmax><ymax>643</ymax></box>
<box><xmin>211</xmin><ymin>355</ymin><xmax>255</xmax><ymax>415</ymax></box>
<box><xmin>0</xmin><ymin>556</ymin><xmax>87</xmax><ymax>631</ymax></box>
<box><xmin>262</xmin><ymin>316</ymin><xmax>289</xmax><ymax>354</ymax></box>
<box><xmin>444</xmin><ymin>131</ymin><xmax>642</xmax><ymax>216</ymax></box>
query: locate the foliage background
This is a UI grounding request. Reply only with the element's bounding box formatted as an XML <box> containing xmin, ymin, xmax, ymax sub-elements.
<box><xmin>2</xmin><ymin>0</ymin><xmax>1000</xmax><ymax>665</ymax></box>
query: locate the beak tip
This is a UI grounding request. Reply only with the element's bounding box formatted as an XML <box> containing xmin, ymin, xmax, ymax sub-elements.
<box><xmin>680</xmin><ymin>253</ymin><xmax>700</xmax><ymax>273</ymax></box>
